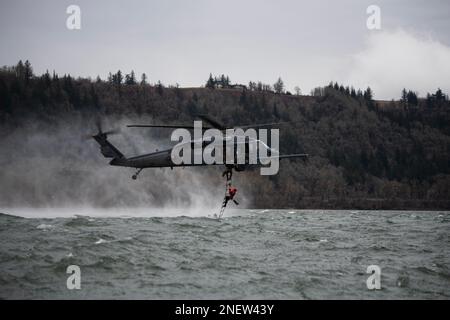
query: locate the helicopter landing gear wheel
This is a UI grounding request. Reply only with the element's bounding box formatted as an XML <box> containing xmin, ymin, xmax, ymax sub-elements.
<box><xmin>131</xmin><ymin>168</ymin><xmax>143</xmax><ymax>180</ymax></box>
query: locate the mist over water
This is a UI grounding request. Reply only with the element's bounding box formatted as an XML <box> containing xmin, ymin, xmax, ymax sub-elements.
<box><xmin>3</xmin><ymin>207</ymin><xmax>221</xmax><ymax>219</ymax></box>
<box><xmin>0</xmin><ymin>115</ymin><xmax>252</xmax><ymax>209</ymax></box>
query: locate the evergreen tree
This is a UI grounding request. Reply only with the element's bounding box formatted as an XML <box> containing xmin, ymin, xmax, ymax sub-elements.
<box><xmin>125</xmin><ymin>70</ymin><xmax>137</xmax><ymax>85</ymax></box>
<box><xmin>273</xmin><ymin>77</ymin><xmax>284</xmax><ymax>94</ymax></box>
<box><xmin>426</xmin><ymin>93</ymin><xmax>433</xmax><ymax>108</ymax></box>
<box><xmin>407</xmin><ymin>90</ymin><xmax>418</xmax><ymax>106</ymax></box>
<box><xmin>220</xmin><ymin>74</ymin><xmax>226</xmax><ymax>88</ymax></box>
<box><xmin>140</xmin><ymin>73</ymin><xmax>147</xmax><ymax>85</ymax></box>
<box><xmin>345</xmin><ymin>86</ymin><xmax>350</xmax><ymax>95</ymax></box>
<box><xmin>24</xmin><ymin>60</ymin><xmax>33</xmax><ymax>83</ymax></box>
<box><xmin>206</xmin><ymin>73</ymin><xmax>215</xmax><ymax>89</ymax></box>
<box><xmin>113</xmin><ymin>70</ymin><xmax>123</xmax><ymax>86</ymax></box>
<box><xmin>15</xmin><ymin>60</ymin><xmax>25</xmax><ymax>79</ymax></box>
<box><xmin>257</xmin><ymin>82</ymin><xmax>263</xmax><ymax>91</ymax></box>
<box><xmin>52</xmin><ymin>71</ymin><xmax>59</xmax><ymax>82</ymax></box>
<box><xmin>42</xmin><ymin>70</ymin><xmax>51</xmax><ymax>87</ymax></box>
<box><xmin>435</xmin><ymin>88</ymin><xmax>444</xmax><ymax>102</ymax></box>
<box><xmin>363</xmin><ymin>87</ymin><xmax>373</xmax><ymax>102</ymax></box>
<box><xmin>156</xmin><ymin>80</ymin><xmax>164</xmax><ymax>95</ymax></box>
<box><xmin>401</xmin><ymin>88</ymin><xmax>408</xmax><ymax>104</ymax></box>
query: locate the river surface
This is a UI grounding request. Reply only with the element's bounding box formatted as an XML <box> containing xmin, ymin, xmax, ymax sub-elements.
<box><xmin>0</xmin><ymin>209</ymin><xmax>449</xmax><ymax>299</ymax></box>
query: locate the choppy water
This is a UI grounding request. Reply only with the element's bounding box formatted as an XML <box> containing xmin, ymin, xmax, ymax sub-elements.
<box><xmin>0</xmin><ymin>209</ymin><xmax>449</xmax><ymax>299</ymax></box>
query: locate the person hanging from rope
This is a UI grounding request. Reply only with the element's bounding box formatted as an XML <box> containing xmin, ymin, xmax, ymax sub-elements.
<box><xmin>223</xmin><ymin>183</ymin><xmax>239</xmax><ymax>208</ymax></box>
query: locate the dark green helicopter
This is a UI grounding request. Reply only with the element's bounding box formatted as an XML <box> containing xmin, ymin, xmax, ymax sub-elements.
<box><xmin>88</xmin><ymin>114</ymin><xmax>308</xmax><ymax>180</ymax></box>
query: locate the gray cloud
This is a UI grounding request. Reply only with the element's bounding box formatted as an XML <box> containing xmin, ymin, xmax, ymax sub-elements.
<box><xmin>344</xmin><ymin>29</ymin><xmax>450</xmax><ymax>99</ymax></box>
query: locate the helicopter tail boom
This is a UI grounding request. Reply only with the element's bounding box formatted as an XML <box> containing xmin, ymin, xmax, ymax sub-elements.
<box><xmin>92</xmin><ymin>133</ymin><xmax>124</xmax><ymax>160</ymax></box>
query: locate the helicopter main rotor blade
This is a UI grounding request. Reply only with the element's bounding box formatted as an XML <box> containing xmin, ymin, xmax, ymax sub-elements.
<box><xmin>195</xmin><ymin>114</ymin><xmax>226</xmax><ymax>130</ymax></box>
<box><xmin>127</xmin><ymin>124</ymin><xmax>214</xmax><ymax>129</ymax></box>
<box><xmin>236</xmin><ymin>120</ymin><xmax>300</xmax><ymax>129</ymax></box>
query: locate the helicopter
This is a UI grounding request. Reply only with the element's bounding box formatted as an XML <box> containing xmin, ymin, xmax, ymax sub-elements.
<box><xmin>88</xmin><ymin>114</ymin><xmax>308</xmax><ymax>180</ymax></box>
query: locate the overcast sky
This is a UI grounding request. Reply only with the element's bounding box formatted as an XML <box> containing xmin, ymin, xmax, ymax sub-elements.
<box><xmin>1</xmin><ymin>0</ymin><xmax>449</xmax><ymax>99</ymax></box>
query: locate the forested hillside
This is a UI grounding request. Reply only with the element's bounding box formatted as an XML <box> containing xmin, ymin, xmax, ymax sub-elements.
<box><xmin>1</xmin><ymin>61</ymin><xmax>449</xmax><ymax>209</ymax></box>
